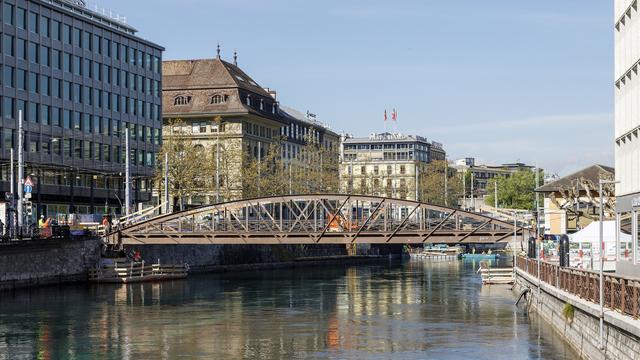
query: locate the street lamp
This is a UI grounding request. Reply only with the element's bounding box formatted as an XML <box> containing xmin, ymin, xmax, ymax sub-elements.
<box><xmin>598</xmin><ymin>178</ymin><xmax>618</xmax><ymax>350</ymax></box>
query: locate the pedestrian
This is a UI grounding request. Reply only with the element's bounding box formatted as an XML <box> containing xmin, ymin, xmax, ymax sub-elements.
<box><xmin>101</xmin><ymin>216</ymin><xmax>111</xmax><ymax>234</ymax></box>
<box><xmin>38</xmin><ymin>215</ymin><xmax>45</xmax><ymax>228</ymax></box>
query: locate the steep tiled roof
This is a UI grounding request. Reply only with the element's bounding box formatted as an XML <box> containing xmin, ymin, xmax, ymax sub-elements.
<box><xmin>163</xmin><ymin>58</ymin><xmax>273</xmax><ymax>98</ymax></box>
<box><xmin>536</xmin><ymin>164</ymin><xmax>615</xmax><ymax>192</ymax></box>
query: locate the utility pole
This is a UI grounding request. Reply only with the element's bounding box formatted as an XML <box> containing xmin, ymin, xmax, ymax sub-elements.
<box><xmin>462</xmin><ymin>169</ymin><xmax>466</xmax><ymax>210</ymax></box>
<box><xmin>125</xmin><ymin>128</ymin><xmax>131</xmax><ymax>216</ymax></box>
<box><xmin>470</xmin><ymin>172</ymin><xmax>475</xmax><ymax>211</ymax></box>
<box><xmin>535</xmin><ymin>165</ymin><xmax>540</xmax><ymax>237</ymax></box>
<box><xmin>215</xmin><ymin>116</ymin><xmax>221</xmax><ymax>203</ymax></box>
<box><xmin>599</xmin><ymin>179</ymin><xmax>619</xmax><ymax>350</ymax></box>
<box><xmin>164</xmin><ymin>152</ymin><xmax>169</xmax><ymax>214</ymax></box>
<box><xmin>444</xmin><ymin>160</ymin><xmax>448</xmax><ymax>206</ymax></box>
<box><xmin>10</xmin><ymin>148</ymin><xmax>14</xmax><ymax>238</ymax></box>
<box><xmin>494</xmin><ymin>180</ymin><xmax>498</xmax><ymax>209</ymax></box>
<box><xmin>415</xmin><ymin>164</ymin><xmax>419</xmax><ymax>201</ymax></box>
<box><xmin>17</xmin><ymin>110</ymin><xmax>24</xmax><ymax>235</ymax></box>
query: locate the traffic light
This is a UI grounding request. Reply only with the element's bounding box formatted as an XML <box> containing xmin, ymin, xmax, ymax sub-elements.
<box><xmin>24</xmin><ymin>201</ymin><xmax>32</xmax><ymax>217</ymax></box>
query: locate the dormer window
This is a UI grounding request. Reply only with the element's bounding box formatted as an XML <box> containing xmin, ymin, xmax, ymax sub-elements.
<box><xmin>259</xmin><ymin>99</ymin><xmax>264</xmax><ymax>111</ymax></box>
<box><xmin>174</xmin><ymin>96</ymin><xmax>192</xmax><ymax>106</ymax></box>
<box><xmin>210</xmin><ymin>94</ymin><xmax>227</xmax><ymax>104</ymax></box>
<box><xmin>246</xmin><ymin>95</ymin><xmax>251</xmax><ymax>106</ymax></box>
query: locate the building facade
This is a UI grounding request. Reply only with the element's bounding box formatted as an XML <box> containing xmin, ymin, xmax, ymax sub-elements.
<box><xmin>0</xmin><ymin>0</ymin><xmax>163</xmax><ymax>220</ymax></box>
<box><xmin>162</xmin><ymin>53</ymin><xmax>339</xmax><ymax>205</ymax></box>
<box><xmin>614</xmin><ymin>1</ymin><xmax>640</xmax><ymax>269</ymax></box>
<box><xmin>536</xmin><ymin>164</ymin><xmax>615</xmax><ymax>235</ymax></box>
<box><xmin>453</xmin><ymin>158</ymin><xmax>534</xmax><ymax>208</ymax></box>
<box><xmin>339</xmin><ymin>132</ymin><xmax>446</xmax><ymax>200</ymax></box>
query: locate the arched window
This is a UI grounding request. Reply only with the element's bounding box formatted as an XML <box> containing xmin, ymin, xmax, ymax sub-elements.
<box><xmin>174</xmin><ymin>95</ymin><xmax>191</xmax><ymax>106</ymax></box>
<box><xmin>210</xmin><ymin>94</ymin><xmax>227</xmax><ymax>104</ymax></box>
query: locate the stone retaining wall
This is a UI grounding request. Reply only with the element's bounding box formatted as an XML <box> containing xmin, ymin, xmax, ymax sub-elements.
<box><xmin>0</xmin><ymin>237</ymin><xmax>101</xmax><ymax>291</ymax></box>
<box><xmin>514</xmin><ymin>269</ymin><xmax>640</xmax><ymax>360</ymax></box>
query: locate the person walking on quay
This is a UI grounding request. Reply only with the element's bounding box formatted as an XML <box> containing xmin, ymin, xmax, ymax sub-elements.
<box><xmin>38</xmin><ymin>215</ymin><xmax>45</xmax><ymax>228</ymax></box>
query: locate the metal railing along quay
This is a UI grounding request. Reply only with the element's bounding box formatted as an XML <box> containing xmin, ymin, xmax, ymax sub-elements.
<box><xmin>516</xmin><ymin>256</ymin><xmax>640</xmax><ymax>318</ymax></box>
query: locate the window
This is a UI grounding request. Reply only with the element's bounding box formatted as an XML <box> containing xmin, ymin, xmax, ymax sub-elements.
<box><xmin>3</xmin><ymin>3</ymin><xmax>13</xmax><ymax>25</ymax></box>
<box><xmin>28</xmin><ymin>72</ymin><xmax>38</xmax><ymax>93</ymax></box>
<box><xmin>373</xmin><ymin>166</ymin><xmax>379</xmax><ymax>175</ymax></box>
<box><xmin>3</xmin><ymin>66</ymin><xmax>14</xmax><ymax>88</ymax></box>
<box><xmin>28</xmin><ymin>42</ymin><xmax>38</xmax><ymax>63</ymax></box>
<box><xmin>245</xmin><ymin>95</ymin><xmax>251</xmax><ymax>106</ymax></box>
<box><xmin>63</xmin><ymin>139</ymin><xmax>71</xmax><ymax>157</ymax></box>
<box><xmin>28</xmin><ymin>102</ymin><xmax>38</xmax><ymax>123</ymax></box>
<box><xmin>153</xmin><ymin>56</ymin><xmax>160</xmax><ymax>73</ymax></box>
<box><xmin>3</xmin><ymin>128</ymin><xmax>13</xmax><ymax>149</ymax></box>
<box><xmin>41</xmin><ymin>105</ymin><xmax>50</xmax><ymax>125</ymax></box>
<box><xmin>63</xmin><ymin>81</ymin><xmax>71</xmax><ymax>101</ymax></box>
<box><xmin>83</xmin><ymin>141</ymin><xmax>90</xmax><ymax>159</ymax></box>
<box><xmin>94</xmin><ymin>116</ymin><xmax>100</xmax><ymax>134</ymax></box>
<box><xmin>17</xmin><ymin>69</ymin><xmax>26</xmax><ymax>90</ymax></box>
<box><xmin>73</xmin><ymin>112</ymin><xmax>81</xmax><ymax>131</ymax></box>
<box><xmin>40</xmin><ymin>16</ymin><xmax>50</xmax><ymax>37</ymax></box>
<box><xmin>83</xmin><ymin>114</ymin><xmax>91</xmax><ymax>133</ymax></box>
<box><xmin>400</xmin><ymin>165</ymin><xmax>406</xmax><ymax>174</ymax></box>
<box><xmin>73</xmin><ymin>28</ymin><xmax>81</xmax><ymax>47</ymax></box>
<box><xmin>52</xmin><ymin>49</ymin><xmax>61</xmax><ymax>69</ymax></box>
<box><xmin>174</xmin><ymin>95</ymin><xmax>191</xmax><ymax>105</ymax></box>
<box><xmin>259</xmin><ymin>99</ymin><xmax>264</xmax><ymax>110</ymax></box>
<box><xmin>83</xmin><ymin>31</ymin><xmax>91</xmax><ymax>50</ymax></box>
<box><xmin>73</xmin><ymin>56</ymin><xmax>81</xmax><ymax>75</ymax></box>
<box><xmin>17</xmin><ymin>38</ymin><xmax>26</xmax><ymax>59</ymax></box>
<box><xmin>63</xmin><ymin>52</ymin><xmax>71</xmax><ymax>72</ymax></box>
<box><xmin>84</xmin><ymin>59</ymin><xmax>92</xmax><ymax>78</ymax></box>
<box><xmin>63</xmin><ymin>24</ymin><xmax>71</xmax><ymax>44</ymax></box>
<box><xmin>41</xmin><ymin>75</ymin><xmax>49</xmax><ymax>96</ymax></box>
<box><xmin>360</xmin><ymin>166</ymin><xmax>366</xmax><ymax>174</ymax></box>
<box><xmin>29</xmin><ymin>139</ymin><xmax>38</xmax><ymax>152</ymax></box>
<box><xmin>63</xmin><ymin>109</ymin><xmax>71</xmax><ymax>128</ymax></box>
<box><xmin>28</xmin><ymin>11</ymin><xmax>37</xmax><ymax>33</ymax></box>
<box><xmin>51</xmin><ymin>20</ymin><xmax>61</xmax><ymax>41</ymax></box>
<box><xmin>52</xmin><ymin>107</ymin><xmax>61</xmax><ymax>126</ymax></box>
<box><xmin>52</xmin><ymin>78</ymin><xmax>61</xmax><ymax>98</ymax></box>
<box><xmin>40</xmin><ymin>46</ymin><xmax>49</xmax><ymax>67</ymax></box>
<box><xmin>16</xmin><ymin>7</ymin><xmax>25</xmax><ymax>29</ymax></box>
<box><xmin>3</xmin><ymin>35</ymin><xmax>13</xmax><ymax>56</ymax></box>
<box><xmin>3</xmin><ymin>97</ymin><xmax>14</xmax><ymax>119</ymax></box>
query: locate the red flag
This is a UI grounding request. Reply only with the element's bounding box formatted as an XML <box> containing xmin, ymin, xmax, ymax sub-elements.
<box><xmin>392</xmin><ymin>108</ymin><xmax>397</xmax><ymax>121</ymax></box>
<box><xmin>384</xmin><ymin>109</ymin><xmax>387</xmax><ymax>121</ymax></box>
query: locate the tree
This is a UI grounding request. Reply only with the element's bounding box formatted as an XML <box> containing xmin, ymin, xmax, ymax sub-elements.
<box><xmin>484</xmin><ymin>169</ymin><xmax>542</xmax><ymax>210</ymax></box>
<box><xmin>157</xmin><ymin>119</ymin><xmax>207</xmax><ymax>210</ymax></box>
<box><xmin>419</xmin><ymin>160</ymin><xmax>462</xmax><ymax>206</ymax></box>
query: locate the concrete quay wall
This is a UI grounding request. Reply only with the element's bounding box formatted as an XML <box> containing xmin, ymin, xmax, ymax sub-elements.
<box><xmin>0</xmin><ymin>239</ymin><xmax>398</xmax><ymax>291</ymax></box>
<box><xmin>0</xmin><ymin>237</ymin><xmax>101</xmax><ymax>291</ymax></box>
<box><xmin>514</xmin><ymin>269</ymin><xmax>640</xmax><ymax>360</ymax></box>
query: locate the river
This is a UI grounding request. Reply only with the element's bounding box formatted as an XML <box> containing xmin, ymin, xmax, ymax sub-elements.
<box><xmin>0</xmin><ymin>258</ymin><xmax>577</xmax><ymax>359</ymax></box>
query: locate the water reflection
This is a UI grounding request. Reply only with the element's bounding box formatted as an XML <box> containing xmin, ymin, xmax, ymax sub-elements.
<box><xmin>0</xmin><ymin>260</ymin><xmax>577</xmax><ymax>359</ymax></box>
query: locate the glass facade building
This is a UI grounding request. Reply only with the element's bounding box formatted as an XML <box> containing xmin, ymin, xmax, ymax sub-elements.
<box><xmin>0</xmin><ymin>0</ymin><xmax>163</xmax><ymax>217</ymax></box>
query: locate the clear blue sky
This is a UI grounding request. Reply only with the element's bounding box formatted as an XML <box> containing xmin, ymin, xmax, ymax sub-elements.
<box><xmin>112</xmin><ymin>0</ymin><xmax>612</xmax><ymax>176</ymax></box>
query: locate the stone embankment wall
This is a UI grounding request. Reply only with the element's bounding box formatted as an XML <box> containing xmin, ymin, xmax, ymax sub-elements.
<box><xmin>136</xmin><ymin>244</ymin><xmax>374</xmax><ymax>272</ymax></box>
<box><xmin>0</xmin><ymin>237</ymin><xmax>101</xmax><ymax>291</ymax></box>
<box><xmin>514</xmin><ymin>269</ymin><xmax>640</xmax><ymax>360</ymax></box>
<box><xmin>0</xmin><ymin>239</ymin><xmax>392</xmax><ymax>290</ymax></box>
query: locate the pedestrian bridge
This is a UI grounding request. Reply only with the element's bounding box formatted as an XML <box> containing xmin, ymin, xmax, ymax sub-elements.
<box><xmin>109</xmin><ymin>194</ymin><xmax>529</xmax><ymax>246</ymax></box>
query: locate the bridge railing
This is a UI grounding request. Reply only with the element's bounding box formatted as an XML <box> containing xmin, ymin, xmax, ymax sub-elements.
<box><xmin>145</xmin><ymin>217</ymin><xmax>484</xmax><ymax>234</ymax></box>
<box><xmin>515</xmin><ymin>256</ymin><xmax>640</xmax><ymax>318</ymax></box>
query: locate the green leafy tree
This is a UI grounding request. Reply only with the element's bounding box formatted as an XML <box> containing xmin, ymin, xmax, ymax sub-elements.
<box><xmin>419</xmin><ymin>160</ymin><xmax>462</xmax><ymax>206</ymax></box>
<box><xmin>485</xmin><ymin>169</ymin><xmax>542</xmax><ymax>210</ymax></box>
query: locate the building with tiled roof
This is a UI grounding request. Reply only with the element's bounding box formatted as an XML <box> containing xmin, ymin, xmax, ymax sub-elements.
<box><xmin>162</xmin><ymin>50</ymin><xmax>339</xmax><ymax>205</ymax></box>
<box><xmin>535</xmin><ymin>164</ymin><xmax>615</xmax><ymax>235</ymax></box>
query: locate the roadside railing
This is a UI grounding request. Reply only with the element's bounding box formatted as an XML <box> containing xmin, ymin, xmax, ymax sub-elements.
<box><xmin>515</xmin><ymin>256</ymin><xmax>640</xmax><ymax>318</ymax></box>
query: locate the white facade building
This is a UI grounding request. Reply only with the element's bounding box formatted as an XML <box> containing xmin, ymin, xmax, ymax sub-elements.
<box><xmin>614</xmin><ymin>0</ymin><xmax>640</xmax><ymax>271</ymax></box>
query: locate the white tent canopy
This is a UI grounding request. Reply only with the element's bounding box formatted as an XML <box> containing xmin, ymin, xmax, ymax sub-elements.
<box><xmin>569</xmin><ymin>220</ymin><xmax>631</xmax><ymax>246</ymax></box>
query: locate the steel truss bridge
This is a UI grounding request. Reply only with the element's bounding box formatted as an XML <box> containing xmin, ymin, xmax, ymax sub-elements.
<box><xmin>110</xmin><ymin>194</ymin><xmax>530</xmax><ymax>246</ymax></box>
